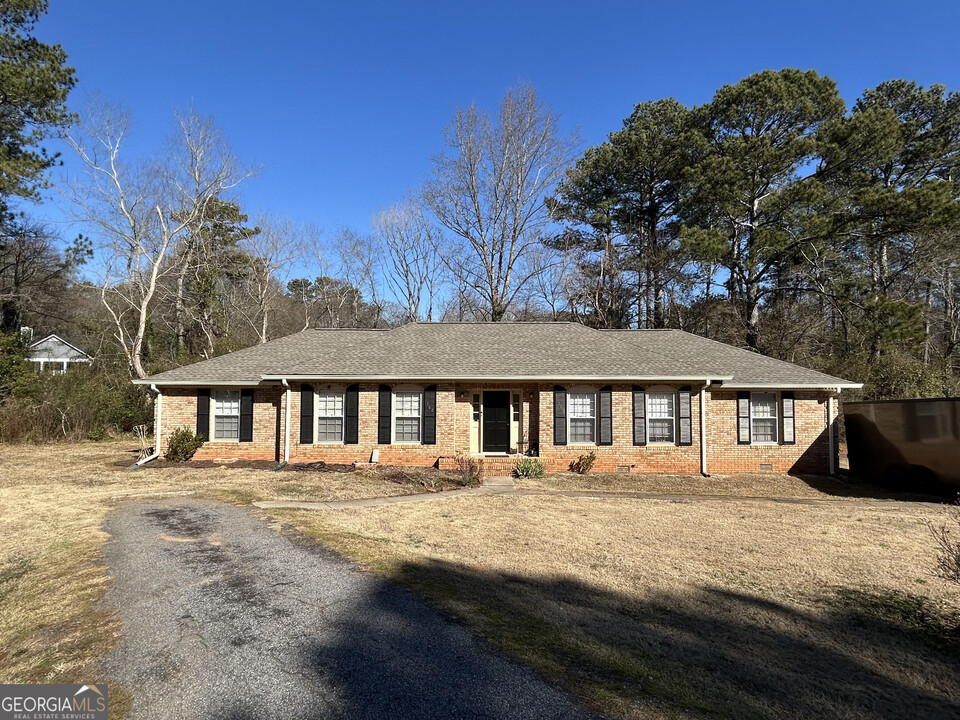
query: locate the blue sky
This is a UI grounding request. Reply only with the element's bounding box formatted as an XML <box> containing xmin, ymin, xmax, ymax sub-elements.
<box><xmin>33</xmin><ymin>0</ymin><xmax>960</xmax><ymax>241</ymax></box>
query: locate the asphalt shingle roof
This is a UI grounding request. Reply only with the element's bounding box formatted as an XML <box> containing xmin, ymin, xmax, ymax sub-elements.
<box><xmin>138</xmin><ymin>322</ymin><xmax>859</xmax><ymax>388</ymax></box>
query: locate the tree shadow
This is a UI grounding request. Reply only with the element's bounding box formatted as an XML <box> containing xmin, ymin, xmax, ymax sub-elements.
<box><xmin>303</xmin><ymin>557</ymin><xmax>960</xmax><ymax>720</ymax></box>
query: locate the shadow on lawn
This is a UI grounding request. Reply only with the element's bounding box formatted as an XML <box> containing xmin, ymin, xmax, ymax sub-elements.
<box><xmin>305</xmin><ymin>557</ymin><xmax>960</xmax><ymax>720</ymax></box>
<box><xmin>795</xmin><ymin>472</ymin><xmax>956</xmax><ymax>502</ymax></box>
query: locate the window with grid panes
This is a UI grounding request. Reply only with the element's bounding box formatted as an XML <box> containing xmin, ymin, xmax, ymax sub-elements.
<box><xmin>316</xmin><ymin>391</ymin><xmax>344</xmax><ymax>442</ymax></box>
<box><xmin>394</xmin><ymin>391</ymin><xmax>421</xmax><ymax>443</ymax></box>
<box><xmin>646</xmin><ymin>391</ymin><xmax>675</xmax><ymax>443</ymax></box>
<box><xmin>568</xmin><ymin>391</ymin><xmax>596</xmax><ymax>443</ymax></box>
<box><xmin>213</xmin><ymin>390</ymin><xmax>240</xmax><ymax>439</ymax></box>
<box><xmin>750</xmin><ymin>392</ymin><xmax>778</xmax><ymax>443</ymax></box>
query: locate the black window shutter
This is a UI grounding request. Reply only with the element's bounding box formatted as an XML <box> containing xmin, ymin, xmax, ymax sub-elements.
<box><xmin>553</xmin><ymin>386</ymin><xmax>567</xmax><ymax>446</ymax></box>
<box><xmin>632</xmin><ymin>387</ymin><xmax>646</xmax><ymax>446</ymax></box>
<box><xmin>196</xmin><ymin>389</ymin><xmax>210</xmax><ymax>441</ymax></box>
<box><xmin>344</xmin><ymin>384</ymin><xmax>359</xmax><ymax>444</ymax></box>
<box><xmin>678</xmin><ymin>386</ymin><xmax>692</xmax><ymax>446</ymax></box>
<box><xmin>423</xmin><ymin>385</ymin><xmax>437</xmax><ymax>445</ymax></box>
<box><xmin>378</xmin><ymin>385</ymin><xmax>392</xmax><ymax>444</ymax></box>
<box><xmin>737</xmin><ymin>391</ymin><xmax>751</xmax><ymax>445</ymax></box>
<box><xmin>299</xmin><ymin>384</ymin><xmax>314</xmax><ymax>444</ymax></box>
<box><xmin>781</xmin><ymin>391</ymin><xmax>795</xmax><ymax>445</ymax></box>
<box><xmin>598</xmin><ymin>386</ymin><xmax>613</xmax><ymax>446</ymax></box>
<box><xmin>239</xmin><ymin>389</ymin><xmax>254</xmax><ymax>442</ymax></box>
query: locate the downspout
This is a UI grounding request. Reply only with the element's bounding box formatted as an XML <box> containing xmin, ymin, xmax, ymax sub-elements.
<box><xmin>827</xmin><ymin>390</ymin><xmax>837</xmax><ymax>476</ymax></box>
<box><xmin>134</xmin><ymin>384</ymin><xmax>162</xmax><ymax>467</ymax></box>
<box><xmin>281</xmin><ymin>379</ymin><xmax>291</xmax><ymax>464</ymax></box>
<box><xmin>699</xmin><ymin>380</ymin><xmax>711</xmax><ymax>477</ymax></box>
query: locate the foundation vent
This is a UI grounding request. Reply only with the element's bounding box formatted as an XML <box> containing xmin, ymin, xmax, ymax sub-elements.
<box><xmin>759</xmin><ymin>463</ymin><xmax>773</xmax><ymax>471</ymax></box>
<box><xmin>616</xmin><ymin>465</ymin><xmax>630</xmax><ymax>473</ymax></box>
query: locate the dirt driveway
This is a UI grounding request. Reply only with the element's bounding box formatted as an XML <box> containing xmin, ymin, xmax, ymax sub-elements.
<box><xmin>102</xmin><ymin>498</ymin><xmax>592</xmax><ymax>720</ymax></box>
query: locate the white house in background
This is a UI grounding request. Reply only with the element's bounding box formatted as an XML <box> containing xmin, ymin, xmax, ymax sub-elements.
<box><xmin>27</xmin><ymin>333</ymin><xmax>92</xmax><ymax>373</ymax></box>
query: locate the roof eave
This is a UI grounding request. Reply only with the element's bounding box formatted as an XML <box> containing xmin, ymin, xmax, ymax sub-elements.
<box><xmin>723</xmin><ymin>382</ymin><xmax>863</xmax><ymax>390</ymax></box>
<box><xmin>261</xmin><ymin>374</ymin><xmax>735</xmax><ymax>383</ymax></box>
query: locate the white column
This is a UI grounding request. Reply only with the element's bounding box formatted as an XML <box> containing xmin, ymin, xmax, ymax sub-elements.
<box><xmin>827</xmin><ymin>393</ymin><xmax>836</xmax><ymax>475</ymax></box>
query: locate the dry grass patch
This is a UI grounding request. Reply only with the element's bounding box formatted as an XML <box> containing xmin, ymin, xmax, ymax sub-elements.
<box><xmin>278</xmin><ymin>494</ymin><xmax>960</xmax><ymax>719</ymax></box>
<box><xmin>0</xmin><ymin>440</ymin><xmax>418</xmax><ymax>687</ymax></box>
<box><xmin>517</xmin><ymin>470</ymin><xmax>928</xmax><ymax>500</ymax></box>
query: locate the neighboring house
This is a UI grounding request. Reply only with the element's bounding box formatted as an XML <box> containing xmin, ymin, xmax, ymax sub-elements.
<box><xmin>27</xmin><ymin>333</ymin><xmax>93</xmax><ymax>373</ymax></box>
<box><xmin>135</xmin><ymin>323</ymin><xmax>861</xmax><ymax>475</ymax></box>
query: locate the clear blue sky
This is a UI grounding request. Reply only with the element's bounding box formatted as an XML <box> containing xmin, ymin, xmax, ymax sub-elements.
<box><xmin>33</xmin><ymin>0</ymin><xmax>960</xmax><ymax>239</ymax></box>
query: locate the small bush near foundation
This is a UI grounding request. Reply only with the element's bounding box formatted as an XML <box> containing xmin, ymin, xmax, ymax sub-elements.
<box><xmin>571</xmin><ymin>451</ymin><xmax>596</xmax><ymax>474</ymax></box>
<box><xmin>455</xmin><ymin>452</ymin><xmax>481</xmax><ymax>485</ymax></box>
<box><xmin>164</xmin><ymin>427</ymin><xmax>204</xmax><ymax>462</ymax></box>
<box><xmin>513</xmin><ymin>458</ymin><xmax>544</xmax><ymax>478</ymax></box>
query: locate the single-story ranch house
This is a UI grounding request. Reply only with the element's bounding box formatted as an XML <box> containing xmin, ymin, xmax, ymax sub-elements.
<box><xmin>135</xmin><ymin>322</ymin><xmax>861</xmax><ymax>475</ymax></box>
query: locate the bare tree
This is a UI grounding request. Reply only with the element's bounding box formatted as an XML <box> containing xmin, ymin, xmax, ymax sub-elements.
<box><xmin>372</xmin><ymin>196</ymin><xmax>442</xmax><ymax>321</ymax></box>
<box><xmin>424</xmin><ymin>84</ymin><xmax>578</xmax><ymax>321</ymax></box>
<box><xmin>336</xmin><ymin>228</ymin><xmax>385</xmax><ymax>327</ymax></box>
<box><xmin>66</xmin><ymin>99</ymin><xmax>251</xmax><ymax>377</ymax></box>
<box><xmin>235</xmin><ymin>213</ymin><xmax>306</xmax><ymax>343</ymax></box>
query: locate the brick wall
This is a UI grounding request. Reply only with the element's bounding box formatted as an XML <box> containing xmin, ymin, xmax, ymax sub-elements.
<box><xmin>288</xmin><ymin>381</ymin><xmax>463</xmax><ymax>466</ymax></box>
<box><xmin>159</xmin><ymin>386</ymin><xmax>283</xmax><ymax>461</ymax></box>
<box><xmin>706</xmin><ymin>390</ymin><xmax>835</xmax><ymax>474</ymax></box>
<box><xmin>537</xmin><ymin>383</ymin><xmax>703</xmax><ymax>473</ymax></box>
<box><xmin>155</xmin><ymin>382</ymin><xmax>839</xmax><ymax>474</ymax></box>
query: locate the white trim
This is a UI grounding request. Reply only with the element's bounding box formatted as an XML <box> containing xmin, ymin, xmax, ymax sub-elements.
<box><xmin>749</xmin><ymin>391</ymin><xmax>779</xmax><ymax>445</ymax></box>
<box><xmin>263</xmin><ymin>374</ymin><xmax>731</xmax><ymax>382</ymax></box>
<box><xmin>644</xmin><ymin>387</ymin><xmax>676</xmax><ymax>445</ymax></box>
<box><xmin>567</xmin><ymin>387</ymin><xmax>597</xmax><ymax>446</ymax></box>
<box><xmin>281</xmin><ymin>379</ymin><xmax>291</xmax><ymax>463</ymax></box>
<box><xmin>392</xmin><ymin>387</ymin><xmax>423</xmax><ymax>444</ymax></box>
<box><xmin>699</xmin><ymin>381</ymin><xmax>710</xmax><ymax>476</ymax></box>
<box><xmin>726</xmin><ymin>382</ymin><xmax>862</xmax><ymax>390</ymax></box>
<box><xmin>27</xmin><ymin>334</ymin><xmax>93</xmax><ymax>360</ymax></box>
<box><xmin>133</xmin><ymin>379</ymin><xmax>254</xmax><ymax>386</ymax></box>
<box><xmin>828</xmin><ymin>395</ymin><xmax>836</xmax><ymax>475</ymax></box>
<box><xmin>314</xmin><ymin>388</ymin><xmax>345</xmax><ymax>444</ymax></box>
<box><xmin>211</xmin><ymin>389</ymin><xmax>241</xmax><ymax>441</ymax></box>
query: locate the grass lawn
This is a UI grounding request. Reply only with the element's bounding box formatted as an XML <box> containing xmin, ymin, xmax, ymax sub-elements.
<box><xmin>278</xmin><ymin>491</ymin><xmax>960</xmax><ymax>719</ymax></box>
<box><xmin>0</xmin><ymin>439</ymin><xmax>420</xmax><ymax>692</ymax></box>
<box><xmin>2</xmin><ymin>440</ymin><xmax>958</xmax><ymax>719</ymax></box>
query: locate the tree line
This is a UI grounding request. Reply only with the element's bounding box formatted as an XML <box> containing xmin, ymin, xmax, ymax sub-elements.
<box><xmin>2</xmin><ymin>1</ymin><xmax>959</xmax><ymax>444</ymax></box>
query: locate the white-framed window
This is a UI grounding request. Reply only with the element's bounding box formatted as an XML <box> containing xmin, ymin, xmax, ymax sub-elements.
<box><xmin>646</xmin><ymin>390</ymin><xmax>675</xmax><ymax>444</ymax></box>
<box><xmin>394</xmin><ymin>390</ymin><xmax>422</xmax><ymax>443</ymax></box>
<box><xmin>316</xmin><ymin>390</ymin><xmax>344</xmax><ymax>443</ymax></box>
<box><xmin>213</xmin><ymin>390</ymin><xmax>240</xmax><ymax>440</ymax></box>
<box><xmin>568</xmin><ymin>391</ymin><xmax>596</xmax><ymax>444</ymax></box>
<box><xmin>750</xmin><ymin>392</ymin><xmax>778</xmax><ymax>444</ymax></box>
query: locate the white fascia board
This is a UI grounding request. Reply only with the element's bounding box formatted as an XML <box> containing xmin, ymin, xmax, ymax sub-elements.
<box><xmin>722</xmin><ymin>382</ymin><xmax>863</xmax><ymax>390</ymax></box>
<box><xmin>132</xmin><ymin>379</ymin><xmax>258</xmax><ymax>386</ymax></box>
<box><xmin>260</xmin><ymin>374</ymin><xmax>734</xmax><ymax>383</ymax></box>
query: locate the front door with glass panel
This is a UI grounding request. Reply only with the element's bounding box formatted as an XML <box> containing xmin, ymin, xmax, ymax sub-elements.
<box><xmin>482</xmin><ymin>391</ymin><xmax>511</xmax><ymax>452</ymax></box>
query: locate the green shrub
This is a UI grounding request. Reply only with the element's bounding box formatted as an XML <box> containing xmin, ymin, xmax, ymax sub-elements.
<box><xmin>513</xmin><ymin>457</ymin><xmax>545</xmax><ymax>478</ymax></box>
<box><xmin>164</xmin><ymin>427</ymin><xmax>204</xmax><ymax>462</ymax></box>
<box><xmin>571</xmin><ymin>450</ymin><xmax>596</xmax><ymax>474</ymax></box>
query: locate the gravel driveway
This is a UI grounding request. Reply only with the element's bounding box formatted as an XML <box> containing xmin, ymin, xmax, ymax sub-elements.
<box><xmin>102</xmin><ymin>499</ymin><xmax>592</xmax><ymax>720</ymax></box>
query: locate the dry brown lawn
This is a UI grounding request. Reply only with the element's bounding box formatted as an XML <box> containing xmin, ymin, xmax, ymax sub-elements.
<box><xmin>3</xmin><ymin>440</ymin><xmax>958</xmax><ymax>719</ymax></box>
<box><xmin>279</xmin><ymin>492</ymin><xmax>960</xmax><ymax>719</ymax></box>
<box><xmin>516</xmin><ymin>469</ymin><xmax>928</xmax><ymax>500</ymax></box>
<box><xmin>0</xmin><ymin>440</ymin><xmax>416</xmax><ymax>691</ymax></box>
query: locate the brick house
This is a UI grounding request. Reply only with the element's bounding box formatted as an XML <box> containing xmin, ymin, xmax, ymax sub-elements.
<box><xmin>135</xmin><ymin>323</ymin><xmax>861</xmax><ymax>475</ymax></box>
